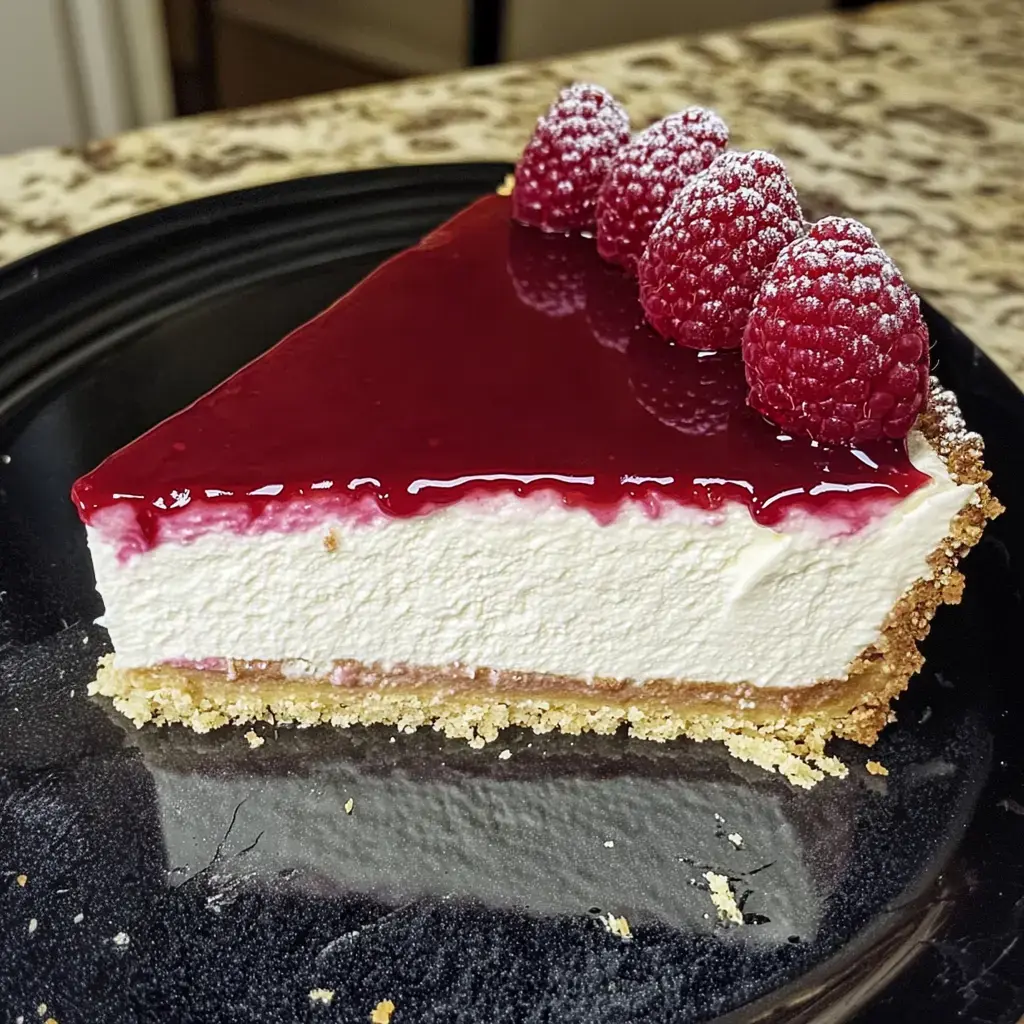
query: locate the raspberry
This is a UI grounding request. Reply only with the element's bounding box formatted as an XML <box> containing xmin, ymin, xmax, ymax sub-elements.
<box><xmin>507</xmin><ymin>222</ymin><xmax>587</xmax><ymax>317</ymax></box>
<box><xmin>595</xmin><ymin>107</ymin><xmax>729</xmax><ymax>274</ymax></box>
<box><xmin>512</xmin><ymin>83</ymin><xmax>630</xmax><ymax>233</ymax></box>
<box><xmin>637</xmin><ymin>150</ymin><xmax>804</xmax><ymax>350</ymax></box>
<box><xmin>742</xmin><ymin>216</ymin><xmax>930</xmax><ymax>444</ymax></box>
<box><xmin>629</xmin><ymin>337</ymin><xmax>747</xmax><ymax>437</ymax></box>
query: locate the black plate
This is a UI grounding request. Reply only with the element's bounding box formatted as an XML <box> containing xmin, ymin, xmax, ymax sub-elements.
<box><xmin>1</xmin><ymin>164</ymin><xmax>1022</xmax><ymax>1024</ymax></box>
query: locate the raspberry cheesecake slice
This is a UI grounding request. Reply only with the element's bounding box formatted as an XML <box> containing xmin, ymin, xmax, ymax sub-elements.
<box><xmin>73</xmin><ymin>88</ymin><xmax>999</xmax><ymax>786</ymax></box>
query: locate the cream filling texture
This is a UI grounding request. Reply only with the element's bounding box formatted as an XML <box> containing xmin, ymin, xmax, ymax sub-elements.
<box><xmin>88</xmin><ymin>431</ymin><xmax>976</xmax><ymax>689</ymax></box>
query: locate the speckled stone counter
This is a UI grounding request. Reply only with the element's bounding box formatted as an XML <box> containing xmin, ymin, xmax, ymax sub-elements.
<box><xmin>0</xmin><ymin>0</ymin><xmax>1021</xmax><ymax>382</ymax></box>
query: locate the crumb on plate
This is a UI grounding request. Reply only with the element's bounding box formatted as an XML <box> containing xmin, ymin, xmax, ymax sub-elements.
<box><xmin>112</xmin><ymin>931</ymin><xmax>129</xmax><ymax>947</ymax></box>
<box><xmin>370</xmin><ymin>998</ymin><xmax>396</xmax><ymax>1023</ymax></box>
<box><xmin>704</xmin><ymin>871</ymin><xmax>743</xmax><ymax>925</ymax></box>
<box><xmin>16</xmin><ymin>874</ymin><xmax>27</xmax><ymax>887</ymax></box>
<box><xmin>344</xmin><ymin>798</ymin><xmax>354</xmax><ymax>815</ymax></box>
<box><xmin>727</xmin><ymin>833</ymin><xmax>743</xmax><ymax>849</ymax></box>
<box><xmin>244</xmin><ymin>729</ymin><xmax>264</xmax><ymax>749</ymax></box>
<box><xmin>599</xmin><ymin>913</ymin><xmax>632</xmax><ymax>941</ymax></box>
<box><xmin>866</xmin><ymin>760</ymin><xmax>889</xmax><ymax>776</ymax></box>
<box><xmin>309</xmin><ymin>988</ymin><xmax>335</xmax><ymax>1005</ymax></box>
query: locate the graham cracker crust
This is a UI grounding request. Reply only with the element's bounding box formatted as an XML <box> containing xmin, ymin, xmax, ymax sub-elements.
<box><xmin>88</xmin><ymin>379</ymin><xmax>1001</xmax><ymax>789</ymax></box>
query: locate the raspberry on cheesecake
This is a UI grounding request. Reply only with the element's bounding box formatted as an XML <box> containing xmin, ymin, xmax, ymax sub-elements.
<box><xmin>511</xmin><ymin>83</ymin><xmax>631</xmax><ymax>233</ymax></box>
<box><xmin>743</xmin><ymin>216</ymin><xmax>931</xmax><ymax>444</ymax></box>
<box><xmin>638</xmin><ymin>150</ymin><xmax>805</xmax><ymax>350</ymax></box>
<box><xmin>74</xmin><ymin>85</ymin><xmax>1000</xmax><ymax>787</ymax></box>
<box><xmin>595</xmin><ymin>107</ymin><xmax>729</xmax><ymax>274</ymax></box>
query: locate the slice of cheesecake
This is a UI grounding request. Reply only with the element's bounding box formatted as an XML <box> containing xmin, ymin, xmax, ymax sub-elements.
<box><xmin>73</xmin><ymin>192</ymin><xmax>999</xmax><ymax>787</ymax></box>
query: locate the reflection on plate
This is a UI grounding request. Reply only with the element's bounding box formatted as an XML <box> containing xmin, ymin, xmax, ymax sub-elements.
<box><xmin>139</xmin><ymin>722</ymin><xmax>852</xmax><ymax>941</ymax></box>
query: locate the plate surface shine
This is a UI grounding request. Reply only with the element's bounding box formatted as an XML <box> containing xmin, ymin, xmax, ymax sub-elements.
<box><xmin>0</xmin><ymin>164</ymin><xmax>1022</xmax><ymax>1023</ymax></box>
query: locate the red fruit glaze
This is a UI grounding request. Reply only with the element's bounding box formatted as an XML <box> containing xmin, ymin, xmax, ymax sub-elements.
<box><xmin>596</xmin><ymin>107</ymin><xmax>729</xmax><ymax>274</ymax></box>
<box><xmin>638</xmin><ymin>150</ymin><xmax>804</xmax><ymax>350</ymax></box>
<box><xmin>743</xmin><ymin>216</ymin><xmax>931</xmax><ymax>444</ymax></box>
<box><xmin>507</xmin><ymin>222</ymin><xmax>587</xmax><ymax>317</ymax></box>
<box><xmin>71</xmin><ymin>193</ymin><xmax>929</xmax><ymax>560</ymax></box>
<box><xmin>511</xmin><ymin>83</ymin><xmax>631</xmax><ymax>232</ymax></box>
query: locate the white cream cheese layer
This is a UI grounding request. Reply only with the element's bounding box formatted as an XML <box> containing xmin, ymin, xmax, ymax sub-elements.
<box><xmin>88</xmin><ymin>431</ymin><xmax>977</xmax><ymax>689</ymax></box>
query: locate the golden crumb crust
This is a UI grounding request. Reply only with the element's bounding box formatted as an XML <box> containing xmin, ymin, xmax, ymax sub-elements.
<box><xmin>88</xmin><ymin>379</ymin><xmax>1001</xmax><ymax>788</ymax></box>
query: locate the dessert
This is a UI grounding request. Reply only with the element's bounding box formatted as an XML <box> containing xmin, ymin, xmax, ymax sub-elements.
<box><xmin>74</xmin><ymin>85</ymin><xmax>999</xmax><ymax>786</ymax></box>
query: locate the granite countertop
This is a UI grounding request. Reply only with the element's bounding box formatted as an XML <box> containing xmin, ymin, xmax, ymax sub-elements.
<box><xmin>0</xmin><ymin>0</ymin><xmax>1021</xmax><ymax>382</ymax></box>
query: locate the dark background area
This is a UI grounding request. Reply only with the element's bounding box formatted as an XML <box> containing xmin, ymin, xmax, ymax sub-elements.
<box><xmin>162</xmin><ymin>0</ymin><xmax>885</xmax><ymax>116</ymax></box>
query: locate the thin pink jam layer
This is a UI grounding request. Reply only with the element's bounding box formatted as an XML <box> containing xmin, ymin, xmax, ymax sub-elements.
<box><xmin>72</xmin><ymin>192</ymin><xmax>929</xmax><ymax>556</ymax></box>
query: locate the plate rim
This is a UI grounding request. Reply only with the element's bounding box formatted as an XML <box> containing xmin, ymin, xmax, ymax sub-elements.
<box><xmin>1</xmin><ymin>161</ymin><xmax>1022</xmax><ymax>1022</ymax></box>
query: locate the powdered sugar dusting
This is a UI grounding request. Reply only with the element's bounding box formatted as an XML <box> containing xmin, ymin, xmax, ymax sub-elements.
<box><xmin>744</xmin><ymin>215</ymin><xmax>931</xmax><ymax>444</ymax></box>
<box><xmin>595</xmin><ymin>107</ymin><xmax>729</xmax><ymax>272</ymax></box>
<box><xmin>638</xmin><ymin>149</ymin><xmax>804</xmax><ymax>349</ymax></box>
<box><xmin>513</xmin><ymin>83</ymin><xmax>630</xmax><ymax>232</ymax></box>
<box><xmin>927</xmin><ymin>376</ymin><xmax>983</xmax><ymax>458</ymax></box>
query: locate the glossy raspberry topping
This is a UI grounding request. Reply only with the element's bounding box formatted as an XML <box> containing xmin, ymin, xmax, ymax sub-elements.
<box><xmin>72</xmin><ymin>194</ymin><xmax>929</xmax><ymax>557</ymax></box>
<box><xmin>629</xmin><ymin>343</ymin><xmax>747</xmax><ymax>438</ymax></box>
<box><xmin>511</xmin><ymin>83</ymin><xmax>631</xmax><ymax>233</ymax></box>
<box><xmin>638</xmin><ymin>150</ymin><xmax>804</xmax><ymax>350</ymax></box>
<box><xmin>507</xmin><ymin>222</ymin><xmax>588</xmax><ymax>317</ymax></box>
<box><xmin>596</xmin><ymin>107</ymin><xmax>729</xmax><ymax>274</ymax></box>
<box><xmin>743</xmin><ymin>216</ymin><xmax>931</xmax><ymax>444</ymax></box>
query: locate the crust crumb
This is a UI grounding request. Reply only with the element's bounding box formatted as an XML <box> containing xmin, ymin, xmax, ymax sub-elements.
<box><xmin>309</xmin><ymin>989</ymin><xmax>335</xmax><ymax>1006</ymax></box>
<box><xmin>704</xmin><ymin>871</ymin><xmax>743</xmax><ymax>925</ymax></box>
<box><xmin>866</xmin><ymin>760</ymin><xmax>889</xmax><ymax>776</ymax></box>
<box><xmin>370</xmin><ymin>999</ymin><xmax>396</xmax><ymax>1023</ymax></box>
<box><xmin>322</xmin><ymin>529</ymin><xmax>339</xmax><ymax>553</ymax></box>
<box><xmin>243</xmin><ymin>729</ymin><xmax>264</xmax><ymax>749</ymax></box>
<box><xmin>495</xmin><ymin>173</ymin><xmax>515</xmax><ymax>196</ymax></box>
<box><xmin>600</xmin><ymin>913</ymin><xmax>632</xmax><ymax>941</ymax></box>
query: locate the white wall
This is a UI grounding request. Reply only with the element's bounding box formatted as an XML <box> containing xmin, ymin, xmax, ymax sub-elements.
<box><xmin>0</xmin><ymin>0</ymin><xmax>173</xmax><ymax>155</ymax></box>
<box><xmin>0</xmin><ymin>0</ymin><xmax>83</xmax><ymax>152</ymax></box>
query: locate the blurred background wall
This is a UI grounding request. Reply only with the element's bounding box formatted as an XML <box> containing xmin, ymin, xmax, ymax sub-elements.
<box><xmin>0</xmin><ymin>0</ymin><xmax>837</xmax><ymax>154</ymax></box>
<box><xmin>0</xmin><ymin>0</ymin><xmax>172</xmax><ymax>151</ymax></box>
